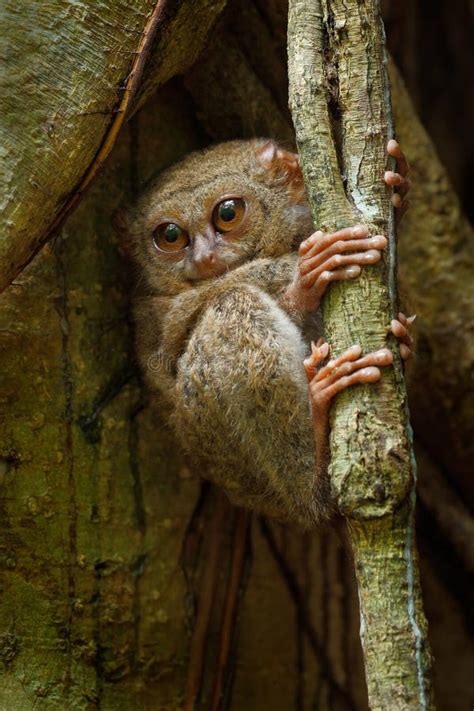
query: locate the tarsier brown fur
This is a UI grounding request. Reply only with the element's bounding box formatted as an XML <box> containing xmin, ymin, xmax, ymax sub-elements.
<box><xmin>117</xmin><ymin>138</ymin><xmax>412</xmax><ymax>528</ymax></box>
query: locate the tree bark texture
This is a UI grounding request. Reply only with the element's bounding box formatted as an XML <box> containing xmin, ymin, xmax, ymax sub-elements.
<box><xmin>389</xmin><ymin>58</ymin><xmax>474</xmax><ymax>508</ymax></box>
<box><xmin>0</xmin><ymin>82</ymin><xmax>203</xmax><ymax>708</ymax></box>
<box><xmin>0</xmin><ymin>0</ymin><xmax>226</xmax><ymax>293</ymax></box>
<box><xmin>1</xmin><ymin>0</ymin><xmax>473</xmax><ymax>708</ymax></box>
<box><xmin>287</xmin><ymin>1</ymin><xmax>434</xmax><ymax>708</ymax></box>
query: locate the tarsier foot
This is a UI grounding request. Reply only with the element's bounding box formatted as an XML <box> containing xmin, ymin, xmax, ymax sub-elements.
<box><xmin>304</xmin><ymin>310</ymin><xmax>415</xmax><ymax>424</ymax></box>
<box><xmin>385</xmin><ymin>139</ymin><xmax>410</xmax><ymax>216</ymax></box>
<box><xmin>304</xmin><ymin>341</ymin><xmax>393</xmax><ymax>420</ymax></box>
<box><xmin>288</xmin><ymin>225</ymin><xmax>388</xmax><ymax>313</ymax></box>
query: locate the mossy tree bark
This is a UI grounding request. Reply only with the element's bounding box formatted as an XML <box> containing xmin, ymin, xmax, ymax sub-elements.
<box><xmin>0</xmin><ymin>0</ymin><xmax>226</xmax><ymax>293</ymax></box>
<box><xmin>0</xmin><ymin>83</ymin><xmax>206</xmax><ymax>709</ymax></box>
<box><xmin>288</xmin><ymin>1</ymin><xmax>434</xmax><ymax>708</ymax></box>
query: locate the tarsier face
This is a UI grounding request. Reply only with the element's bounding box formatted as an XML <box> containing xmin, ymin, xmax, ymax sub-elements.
<box><xmin>151</xmin><ymin>192</ymin><xmax>253</xmax><ymax>281</ymax></box>
<box><xmin>120</xmin><ymin>139</ymin><xmax>313</xmax><ymax>295</ymax></box>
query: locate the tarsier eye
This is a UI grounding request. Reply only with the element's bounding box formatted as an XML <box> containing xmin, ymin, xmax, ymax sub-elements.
<box><xmin>153</xmin><ymin>222</ymin><xmax>190</xmax><ymax>252</ymax></box>
<box><xmin>213</xmin><ymin>198</ymin><xmax>246</xmax><ymax>233</ymax></box>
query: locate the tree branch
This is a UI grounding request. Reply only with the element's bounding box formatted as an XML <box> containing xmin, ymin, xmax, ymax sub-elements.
<box><xmin>183</xmin><ymin>493</ymin><xmax>228</xmax><ymax>711</ymax></box>
<box><xmin>210</xmin><ymin>509</ymin><xmax>250</xmax><ymax>711</ymax></box>
<box><xmin>288</xmin><ymin>1</ymin><xmax>434</xmax><ymax>707</ymax></box>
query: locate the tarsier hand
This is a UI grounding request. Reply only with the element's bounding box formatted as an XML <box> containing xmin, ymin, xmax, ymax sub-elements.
<box><xmin>284</xmin><ymin>140</ymin><xmax>410</xmax><ymax>314</ymax></box>
<box><xmin>303</xmin><ymin>313</ymin><xmax>415</xmax><ymax>424</ymax></box>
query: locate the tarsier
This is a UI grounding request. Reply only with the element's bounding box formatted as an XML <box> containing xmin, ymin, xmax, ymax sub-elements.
<box><xmin>118</xmin><ymin>139</ymin><xmax>412</xmax><ymax>528</ymax></box>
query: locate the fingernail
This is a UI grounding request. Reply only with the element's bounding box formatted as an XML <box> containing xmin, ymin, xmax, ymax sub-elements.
<box><xmin>345</xmin><ymin>265</ymin><xmax>361</xmax><ymax>277</ymax></box>
<box><xmin>353</xmin><ymin>226</ymin><xmax>367</xmax><ymax>237</ymax></box>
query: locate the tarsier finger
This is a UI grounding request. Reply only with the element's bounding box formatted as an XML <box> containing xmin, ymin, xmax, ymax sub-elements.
<box><xmin>399</xmin><ymin>344</ymin><xmax>412</xmax><ymax>361</ymax></box>
<box><xmin>302</xmin><ymin>225</ymin><xmax>369</xmax><ymax>260</ymax></box>
<box><xmin>384</xmin><ymin>171</ymin><xmax>411</xmax><ymax>198</ymax></box>
<box><xmin>391</xmin><ymin>313</ymin><xmax>416</xmax><ymax>360</ymax></box>
<box><xmin>384</xmin><ymin>170</ymin><xmax>404</xmax><ymax>186</ymax></box>
<box><xmin>299</xmin><ymin>230</ymin><xmax>323</xmax><ymax>255</ymax></box>
<box><xmin>304</xmin><ymin>341</ymin><xmax>330</xmax><ymax>380</ymax></box>
<box><xmin>311</xmin><ymin>340</ymin><xmax>329</xmax><ymax>359</ymax></box>
<box><xmin>314</xmin><ymin>345</ymin><xmax>362</xmax><ymax>382</ymax></box>
<box><xmin>309</xmin><ymin>266</ymin><xmax>361</xmax><ymax>300</ymax></box>
<box><xmin>391</xmin><ymin>318</ymin><xmax>408</xmax><ymax>340</ymax></box>
<box><xmin>303</xmin><ymin>250</ymin><xmax>381</xmax><ymax>289</ymax></box>
<box><xmin>315</xmin><ymin>367</ymin><xmax>382</xmax><ymax>401</ymax></box>
<box><xmin>387</xmin><ymin>139</ymin><xmax>410</xmax><ymax>176</ymax></box>
<box><xmin>386</xmin><ymin>141</ymin><xmax>410</xmax><ymax>220</ymax></box>
<box><xmin>318</xmin><ymin>348</ymin><xmax>393</xmax><ymax>387</ymax></box>
<box><xmin>392</xmin><ymin>195</ymin><xmax>410</xmax><ymax>216</ymax></box>
<box><xmin>399</xmin><ymin>312</ymin><xmax>416</xmax><ymax>326</ymax></box>
<box><xmin>300</xmin><ymin>235</ymin><xmax>387</xmax><ymax>274</ymax></box>
<box><xmin>391</xmin><ymin>319</ymin><xmax>414</xmax><ymax>345</ymax></box>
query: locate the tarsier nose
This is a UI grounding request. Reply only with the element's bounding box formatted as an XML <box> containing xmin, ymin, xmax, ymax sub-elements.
<box><xmin>193</xmin><ymin>233</ymin><xmax>216</xmax><ymax>267</ymax></box>
<box><xmin>195</xmin><ymin>250</ymin><xmax>215</xmax><ymax>265</ymax></box>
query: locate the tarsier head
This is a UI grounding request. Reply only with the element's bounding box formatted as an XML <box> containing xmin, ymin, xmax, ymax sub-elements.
<box><xmin>117</xmin><ymin>139</ymin><xmax>313</xmax><ymax>295</ymax></box>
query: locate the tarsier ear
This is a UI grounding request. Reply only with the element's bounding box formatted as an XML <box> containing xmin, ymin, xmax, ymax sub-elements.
<box><xmin>255</xmin><ymin>140</ymin><xmax>306</xmax><ymax>202</ymax></box>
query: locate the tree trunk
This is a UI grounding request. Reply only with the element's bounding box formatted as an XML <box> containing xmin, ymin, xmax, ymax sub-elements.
<box><xmin>0</xmin><ymin>81</ymin><xmax>203</xmax><ymax>708</ymax></box>
<box><xmin>287</xmin><ymin>1</ymin><xmax>434</xmax><ymax>708</ymax></box>
<box><xmin>0</xmin><ymin>0</ymin><xmax>226</xmax><ymax>292</ymax></box>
